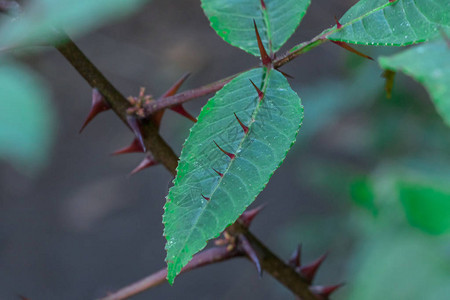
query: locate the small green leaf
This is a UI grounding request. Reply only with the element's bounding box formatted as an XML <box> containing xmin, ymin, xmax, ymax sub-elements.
<box><xmin>328</xmin><ymin>0</ymin><xmax>450</xmax><ymax>46</ymax></box>
<box><xmin>164</xmin><ymin>68</ymin><xmax>303</xmax><ymax>283</ymax></box>
<box><xmin>379</xmin><ymin>40</ymin><xmax>450</xmax><ymax>126</ymax></box>
<box><xmin>0</xmin><ymin>0</ymin><xmax>150</xmax><ymax>49</ymax></box>
<box><xmin>201</xmin><ymin>0</ymin><xmax>310</xmax><ymax>56</ymax></box>
<box><xmin>0</xmin><ymin>60</ymin><xmax>56</xmax><ymax>174</ymax></box>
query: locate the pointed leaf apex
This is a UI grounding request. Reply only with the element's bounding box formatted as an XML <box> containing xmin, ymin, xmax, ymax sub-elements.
<box><xmin>288</xmin><ymin>244</ymin><xmax>302</xmax><ymax>268</ymax></box>
<box><xmin>126</xmin><ymin>115</ymin><xmax>146</xmax><ymax>152</ymax></box>
<box><xmin>239</xmin><ymin>234</ymin><xmax>262</xmax><ymax>277</ymax></box>
<box><xmin>79</xmin><ymin>88</ymin><xmax>110</xmax><ymax>133</ymax></box>
<box><xmin>253</xmin><ymin>20</ymin><xmax>272</xmax><ymax>66</ymax></box>
<box><xmin>249</xmin><ymin>80</ymin><xmax>264</xmax><ymax>100</ymax></box>
<box><xmin>170</xmin><ymin>104</ymin><xmax>197</xmax><ymax>123</ymax></box>
<box><xmin>234</xmin><ymin>113</ymin><xmax>249</xmax><ymax>134</ymax></box>
<box><xmin>300</xmin><ymin>253</ymin><xmax>328</xmax><ymax>283</ymax></box>
<box><xmin>331</xmin><ymin>41</ymin><xmax>374</xmax><ymax>61</ymax></box>
<box><xmin>334</xmin><ymin>16</ymin><xmax>342</xmax><ymax>29</ymax></box>
<box><xmin>213</xmin><ymin>140</ymin><xmax>235</xmax><ymax>159</ymax></box>
<box><xmin>162</xmin><ymin>72</ymin><xmax>191</xmax><ymax>98</ymax></box>
<box><xmin>239</xmin><ymin>204</ymin><xmax>266</xmax><ymax>227</ymax></box>
<box><xmin>129</xmin><ymin>156</ymin><xmax>157</xmax><ymax>175</ymax></box>
<box><xmin>212</xmin><ymin>168</ymin><xmax>224</xmax><ymax>178</ymax></box>
<box><xmin>202</xmin><ymin>194</ymin><xmax>210</xmax><ymax>201</ymax></box>
<box><xmin>112</xmin><ymin>138</ymin><xmax>145</xmax><ymax>155</ymax></box>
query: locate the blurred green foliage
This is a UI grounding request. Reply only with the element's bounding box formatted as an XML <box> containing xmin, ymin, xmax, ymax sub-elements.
<box><xmin>0</xmin><ymin>0</ymin><xmax>150</xmax><ymax>174</ymax></box>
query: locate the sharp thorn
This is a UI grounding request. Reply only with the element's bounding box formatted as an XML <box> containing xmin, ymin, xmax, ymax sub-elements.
<box><xmin>234</xmin><ymin>113</ymin><xmax>249</xmax><ymax>134</ymax></box>
<box><xmin>253</xmin><ymin>20</ymin><xmax>272</xmax><ymax>66</ymax></box>
<box><xmin>129</xmin><ymin>155</ymin><xmax>157</xmax><ymax>176</ymax></box>
<box><xmin>212</xmin><ymin>168</ymin><xmax>224</xmax><ymax>178</ymax></box>
<box><xmin>310</xmin><ymin>283</ymin><xmax>345</xmax><ymax>299</ymax></box>
<box><xmin>331</xmin><ymin>41</ymin><xmax>374</xmax><ymax>61</ymax></box>
<box><xmin>260</xmin><ymin>0</ymin><xmax>266</xmax><ymax>9</ymax></box>
<box><xmin>170</xmin><ymin>104</ymin><xmax>197</xmax><ymax>123</ymax></box>
<box><xmin>300</xmin><ymin>253</ymin><xmax>328</xmax><ymax>284</ymax></box>
<box><xmin>239</xmin><ymin>204</ymin><xmax>266</xmax><ymax>228</ymax></box>
<box><xmin>213</xmin><ymin>140</ymin><xmax>235</xmax><ymax>159</ymax></box>
<box><xmin>276</xmin><ymin>68</ymin><xmax>294</xmax><ymax>79</ymax></box>
<box><xmin>126</xmin><ymin>115</ymin><xmax>146</xmax><ymax>152</ymax></box>
<box><xmin>112</xmin><ymin>138</ymin><xmax>145</xmax><ymax>155</ymax></box>
<box><xmin>161</xmin><ymin>72</ymin><xmax>191</xmax><ymax>98</ymax></box>
<box><xmin>249</xmin><ymin>80</ymin><xmax>264</xmax><ymax>101</ymax></box>
<box><xmin>201</xmin><ymin>194</ymin><xmax>210</xmax><ymax>201</ymax></box>
<box><xmin>334</xmin><ymin>16</ymin><xmax>342</xmax><ymax>29</ymax></box>
<box><xmin>79</xmin><ymin>88</ymin><xmax>110</xmax><ymax>133</ymax></box>
<box><xmin>239</xmin><ymin>234</ymin><xmax>262</xmax><ymax>277</ymax></box>
<box><xmin>288</xmin><ymin>244</ymin><xmax>302</xmax><ymax>268</ymax></box>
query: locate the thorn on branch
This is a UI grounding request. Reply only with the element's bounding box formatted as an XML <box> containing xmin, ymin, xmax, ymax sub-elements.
<box><xmin>239</xmin><ymin>234</ymin><xmax>262</xmax><ymax>277</ymax></box>
<box><xmin>79</xmin><ymin>88</ymin><xmax>110</xmax><ymax>133</ymax></box>
<box><xmin>126</xmin><ymin>116</ymin><xmax>146</xmax><ymax>152</ymax></box>
<box><xmin>112</xmin><ymin>138</ymin><xmax>145</xmax><ymax>155</ymax></box>
<box><xmin>238</xmin><ymin>205</ymin><xmax>266</xmax><ymax>228</ymax></box>
<box><xmin>276</xmin><ymin>68</ymin><xmax>294</xmax><ymax>79</ymax></box>
<box><xmin>169</xmin><ymin>104</ymin><xmax>197</xmax><ymax>123</ymax></box>
<box><xmin>330</xmin><ymin>41</ymin><xmax>374</xmax><ymax>61</ymax></box>
<box><xmin>129</xmin><ymin>155</ymin><xmax>158</xmax><ymax>175</ymax></box>
<box><xmin>253</xmin><ymin>20</ymin><xmax>272</xmax><ymax>66</ymax></box>
<box><xmin>260</xmin><ymin>0</ymin><xmax>266</xmax><ymax>9</ymax></box>
<box><xmin>334</xmin><ymin>16</ymin><xmax>342</xmax><ymax>29</ymax></box>
<box><xmin>310</xmin><ymin>283</ymin><xmax>344</xmax><ymax>300</ymax></box>
<box><xmin>300</xmin><ymin>253</ymin><xmax>328</xmax><ymax>284</ymax></box>
<box><xmin>288</xmin><ymin>244</ymin><xmax>302</xmax><ymax>268</ymax></box>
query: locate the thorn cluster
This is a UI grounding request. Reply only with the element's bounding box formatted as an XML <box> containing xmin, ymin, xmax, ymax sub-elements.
<box><xmin>288</xmin><ymin>246</ymin><xmax>343</xmax><ymax>299</ymax></box>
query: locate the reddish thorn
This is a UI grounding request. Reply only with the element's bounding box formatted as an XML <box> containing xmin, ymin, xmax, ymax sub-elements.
<box><xmin>126</xmin><ymin>115</ymin><xmax>146</xmax><ymax>152</ymax></box>
<box><xmin>239</xmin><ymin>204</ymin><xmax>266</xmax><ymax>228</ymax></box>
<box><xmin>234</xmin><ymin>113</ymin><xmax>249</xmax><ymax>134</ymax></box>
<box><xmin>249</xmin><ymin>80</ymin><xmax>264</xmax><ymax>101</ymax></box>
<box><xmin>161</xmin><ymin>73</ymin><xmax>191</xmax><ymax>98</ymax></box>
<box><xmin>201</xmin><ymin>194</ymin><xmax>210</xmax><ymax>201</ymax></box>
<box><xmin>213</xmin><ymin>141</ymin><xmax>235</xmax><ymax>159</ymax></box>
<box><xmin>310</xmin><ymin>283</ymin><xmax>345</xmax><ymax>299</ymax></box>
<box><xmin>300</xmin><ymin>253</ymin><xmax>328</xmax><ymax>284</ymax></box>
<box><xmin>260</xmin><ymin>0</ymin><xmax>266</xmax><ymax>9</ymax></box>
<box><xmin>153</xmin><ymin>110</ymin><xmax>165</xmax><ymax>129</ymax></box>
<box><xmin>129</xmin><ymin>156</ymin><xmax>157</xmax><ymax>176</ymax></box>
<box><xmin>79</xmin><ymin>88</ymin><xmax>110</xmax><ymax>133</ymax></box>
<box><xmin>170</xmin><ymin>104</ymin><xmax>197</xmax><ymax>123</ymax></box>
<box><xmin>288</xmin><ymin>244</ymin><xmax>302</xmax><ymax>268</ymax></box>
<box><xmin>253</xmin><ymin>20</ymin><xmax>272</xmax><ymax>66</ymax></box>
<box><xmin>331</xmin><ymin>41</ymin><xmax>374</xmax><ymax>61</ymax></box>
<box><xmin>112</xmin><ymin>138</ymin><xmax>145</xmax><ymax>155</ymax></box>
<box><xmin>334</xmin><ymin>16</ymin><xmax>342</xmax><ymax>29</ymax></box>
<box><xmin>239</xmin><ymin>234</ymin><xmax>262</xmax><ymax>277</ymax></box>
<box><xmin>212</xmin><ymin>168</ymin><xmax>224</xmax><ymax>178</ymax></box>
<box><xmin>276</xmin><ymin>68</ymin><xmax>294</xmax><ymax>79</ymax></box>
<box><xmin>389</xmin><ymin>0</ymin><xmax>396</xmax><ymax>3</ymax></box>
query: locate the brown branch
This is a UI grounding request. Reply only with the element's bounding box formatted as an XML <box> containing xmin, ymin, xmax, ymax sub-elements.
<box><xmin>55</xmin><ymin>34</ymin><xmax>179</xmax><ymax>174</ymax></box>
<box><xmin>100</xmin><ymin>247</ymin><xmax>241</xmax><ymax>300</ymax></box>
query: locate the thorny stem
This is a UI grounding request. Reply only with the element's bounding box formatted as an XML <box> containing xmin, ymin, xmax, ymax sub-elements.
<box><xmin>1</xmin><ymin>1</ymin><xmax>331</xmax><ymax>299</ymax></box>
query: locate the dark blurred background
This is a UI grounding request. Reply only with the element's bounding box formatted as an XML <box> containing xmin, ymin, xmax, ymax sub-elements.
<box><xmin>1</xmin><ymin>0</ymin><xmax>450</xmax><ymax>299</ymax></box>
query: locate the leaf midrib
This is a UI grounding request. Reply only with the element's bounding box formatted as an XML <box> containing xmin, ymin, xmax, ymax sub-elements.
<box><xmin>172</xmin><ymin>68</ymin><xmax>272</xmax><ymax>264</ymax></box>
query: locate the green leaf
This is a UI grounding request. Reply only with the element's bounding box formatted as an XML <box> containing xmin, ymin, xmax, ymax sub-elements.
<box><xmin>164</xmin><ymin>68</ymin><xmax>303</xmax><ymax>283</ymax></box>
<box><xmin>0</xmin><ymin>60</ymin><xmax>56</xmax><ymax>174</ymax></box>
<box><xmin>201</xmin><ymin>0</ymin><xmax>310</xmax><ymax>56</ymax></box>
<box><xmin>379</xmin><ymin>40</ymin><xmax>450</xmax><ymax>126</ymax></box>
<box><xmin>328</xmin><ymin>0</ymin><xmax>450</xmax><ymax>46</ymax></box>
<box><xmin>0</xmin><ymin>0</ymin><xmax>150</xmax><ymax>49</ymax></box>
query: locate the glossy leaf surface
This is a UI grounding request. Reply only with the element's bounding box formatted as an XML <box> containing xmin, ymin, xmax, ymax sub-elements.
<box><xmin>328</xmin><ymin>0</ymin><xmax>450</xmax><ymax>46</ymax></box>
<box><xmin>164</xmin><ymin>68</ymin><xmax>303</xmax><ymax>283</ymax></box>
<box><xmin>201</xmin><ymin>0</ymin><xmax>310</xmax><ymax>56</ymax></box>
